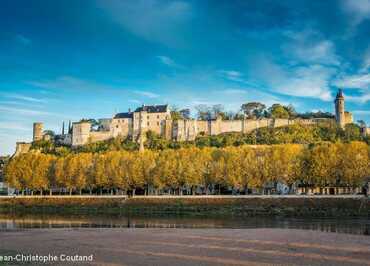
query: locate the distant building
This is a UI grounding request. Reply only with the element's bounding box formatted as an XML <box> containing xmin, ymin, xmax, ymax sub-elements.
<box><xmin>13</xmin><ymin>89</ymin><xmax>361</xmax><ymax>154</ymax></box>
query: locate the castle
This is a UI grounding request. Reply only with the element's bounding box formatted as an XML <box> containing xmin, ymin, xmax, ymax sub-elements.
<box><xmin>15</xmin><ymin>89</ymin><xmax>367</xmax><ymax>154</ymax></box>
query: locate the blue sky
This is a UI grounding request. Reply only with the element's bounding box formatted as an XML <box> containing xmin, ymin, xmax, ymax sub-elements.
<box><xmin>0</xmin><ymin>0</ymin><xmax>370</xmax><ymax>155</ymax></box>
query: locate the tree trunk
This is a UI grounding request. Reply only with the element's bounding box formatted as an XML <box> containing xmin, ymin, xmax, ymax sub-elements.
<box><xmin>89</xmin><ymin>188</ymin><xmax>92</xmax><ymax>195</ymax></box>
<box><xmin>132</xmin><ymin>189</ymin><xmax>136</xmax><ymax>197</ymax></box>
<box><xmin>31</xmin><ymin>190</ymin><xmax>34</xmax><ymax>196</ymax></box>
<box><xmin>69</xmin><ymin>188</ymin><xmax>72</xmax><ymax>196</ymax></box>
<box><xmin>40</xmin><ymin>190</ymin><xmax>43</xmax><ymax>196</ymax></box>
<box><xmin>80</xmin><ymin>189</ymin><xmax>82</xmax><ymax>195</ymax></box>
<box><xmin>49</xmin><ymin>189</ymin><xmax>52</xmax><ymax>196</ymax></box>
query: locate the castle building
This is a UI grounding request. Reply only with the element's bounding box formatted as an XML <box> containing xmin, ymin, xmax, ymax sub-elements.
<box><xmin>12</xmin><ymin>89</ymin><xmax>363</xmax><ymax>155</ymax></box>
<box><xmin>334</xmin><ymin>89</ymin><xmax>353</xmax><ymax>128</ymax></box>
<box><xmin>33</xmin><ymin>122</ymin><xmax>44</xmax><ymax>142</ymax></box>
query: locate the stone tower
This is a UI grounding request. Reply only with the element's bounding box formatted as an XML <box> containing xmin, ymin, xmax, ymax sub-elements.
<box><xmin>334</xmin><ymin>89</ymin><xmax>345</xmax><ymax>129</ymax></box>
<box><xmin>33</xmin><ymin>122</ymin><xmax>44</xmax><ymax>142</ymax></box>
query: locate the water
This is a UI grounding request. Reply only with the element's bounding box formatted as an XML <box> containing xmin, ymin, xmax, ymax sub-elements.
<box><xmin>0</xmin><ymin>214</ymin><xmax>369</xmax><ymax>235</ymax></box>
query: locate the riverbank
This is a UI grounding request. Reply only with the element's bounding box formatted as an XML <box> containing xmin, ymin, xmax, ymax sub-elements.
<box><xmin>0</xmin><ymin>228</ymin><xmax>369</xmax><ymax>265</ymax></box>
<box><xmin>0</xmin><ymin>195</ymin><xmax>369</xmax><ymax>217</ymax></box>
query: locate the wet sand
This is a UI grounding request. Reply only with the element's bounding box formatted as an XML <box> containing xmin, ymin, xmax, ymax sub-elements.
<box><xmin>0</xmin><ymin>228</ymin><xmax>369</xmax><ymax>266</ymax></box>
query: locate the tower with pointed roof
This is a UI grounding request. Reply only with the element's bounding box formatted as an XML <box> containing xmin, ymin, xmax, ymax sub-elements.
<box><xmin>334</xmin><ymin>89</ymin><xmax>345</xmax><ymax>129</ymax></box>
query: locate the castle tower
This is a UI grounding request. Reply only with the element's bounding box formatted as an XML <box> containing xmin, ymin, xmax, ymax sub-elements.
<box><xmin>33</xmin><ymin>122</ymin><xmax>44</xmax><ymax>142</ymax></box>
<box><xmin>334</xmin><ymin>89</ymin><xmax>345</xmax><ymax>129</ymax></box>
<box><xmin>72</xmin><ymin>122</ymin><xmax>91</xmax><ymax>146</ymax></box>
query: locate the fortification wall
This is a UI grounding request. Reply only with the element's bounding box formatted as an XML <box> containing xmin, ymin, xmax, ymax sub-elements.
<box><xmin>163</xmin><ymin>119</ymin><xmax>173</xmax><ymax>140</ymax></box>
<box><xmin>14</xmin><ymin>142</ymin><xmax>31</xmax><ymax>157</ymax></box>
<box><xmin>273</xmin><ymin>119</ymin><xmax>291</xmax><ymax>128</ymax></box>
<box><xmin>89</xmin><ymin>131</ymin><xmax>112</xmax><ymax>143</ymax></box>
<box><xmin>219</xmin><ymin>120</ymin><xmax>243</xmax><ymax>134</ymax></box>
<box><xmin>196</xmin><ymin>120</ymin><xmax>209</xmax><ymax>135</ymax></box>
<box><xmin>65</xmin><ymin>116</ymin><xmax>338</xmax><ymax>147</ymax></box>
<box><xmin>345</xmin><ymin>112</ymin><xmax>353</xmax><ymax>124</ymax></box>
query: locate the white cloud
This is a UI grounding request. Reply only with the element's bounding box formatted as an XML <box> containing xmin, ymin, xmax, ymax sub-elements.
<box><xmin>156</xmin><ymin>55</ymin><xmax>183</xmax><ymax>68</ymax></box>
<box><xmin>345</xmin><ymin>93</ymin><xmax>370</xmax><ymax>103</ymax></box>
<box><xmin>129</xmin><ymin>99</ymin><xmax>141</xmax><ymax>104</ymax></box>
<box><xmin>341</xmin><ymin>0</ymin><xmax>370</xmax><ymax>25</ymax></box>
<box><xmin>2</xmin><ymin>93</ymin><xmax>47</xmax><ymax>103</ymax></box>
<box><xmin>283</xmin><ymin>30</ymin><xmax>340</xmax><ymax>66</ymax></box>
<box><xmin>0</xmin><ymin>122</ymin><xmax>29</xmax><ymax>131</ymax></box>
<box><xmin>29</xmin><ymin>76</ymin><xmax>96</xmax><ymax>90</ymax></box>
<box><xmin>360</xmin><ymin>48</ymin><xmax>370</xmax><ymax>73</ymax></box>
<box><xmin>0</xmin><ymin>106</ymin><xmax>58</xmax><ymax>117</ymax></box>
<box><xmin>219</xmin><ymin>70</ymin><xmax>244</xmax><ymax>82</ymax></box>
<box><xmin>133</xmin><ymin>90</ymin><xmax>159</xmax><ymax>98</ymax></box>
<box><xmin>28</xmin><ymin>76</ymin><xmax>123</xmax><ymax>93</ymax></box>
<box><xmin>251</xmin><ymin>57</ymin><xmax>334</xmax><ymax>101</ymax></box>
<box><xmin>333</xmin><ymin>73</ymin><xmax>370</xmax><ymax>90</ymax></box>
<box><xmin>97</xmin><ymin>0</ymin><xmax>192</xmax><ymax>46</ymax></box>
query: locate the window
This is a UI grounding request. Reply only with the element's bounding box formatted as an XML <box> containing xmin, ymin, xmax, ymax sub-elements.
<box><xmin>147</xmin><ymin>122</ymin><xmax>150</xmax><ymax>126</ymax></box>
<box><xmin>157</xmin><ymin>115</ymin><xmax>159</xmax><ymax>119</ymax></box>
<box><xmin>157</xmin><ymin>122</ymin><xmax>159</xmax><ymax>126</ymax></box>
<box><xmin>147</xmin><ymin>115</ymin><xmax>149</xmax><ymax>119</ymax></box>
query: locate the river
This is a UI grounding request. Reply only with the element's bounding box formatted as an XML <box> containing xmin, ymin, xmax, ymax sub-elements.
<box><xmin>0</xmin><ymin>214</ymin><xmax>369</xmax><ymax>235</ymax></box>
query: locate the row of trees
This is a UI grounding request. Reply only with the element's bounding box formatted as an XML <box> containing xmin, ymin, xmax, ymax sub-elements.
<box><xmin>185</xmin><ymin>102</ymin><xmax>335</xmax><ymax>120</ymax></box>
<box><xmin>5</xmin><ymin>142</ymin><xmax>370</xmax><ymax>195</ymax></box>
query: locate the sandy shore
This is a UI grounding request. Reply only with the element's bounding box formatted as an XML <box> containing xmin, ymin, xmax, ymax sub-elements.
<box><xmin>0</xmin><ymin>228</ymin><xmax>369</xmax><ymax>266</ymax></box>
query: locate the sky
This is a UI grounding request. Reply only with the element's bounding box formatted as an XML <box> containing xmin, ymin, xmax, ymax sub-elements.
<box><xmin>0</xmin><ymin>0</ymin><xmax>370</xmax><ymax>155</ymax></box>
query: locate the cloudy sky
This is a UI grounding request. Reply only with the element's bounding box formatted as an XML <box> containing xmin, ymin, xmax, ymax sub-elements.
<box><xmin>0</xmin><ymin>0</ymin><xmax>370</xmax><ymax>155</ymax></box>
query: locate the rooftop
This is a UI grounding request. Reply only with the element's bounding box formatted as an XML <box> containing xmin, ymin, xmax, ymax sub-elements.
<box><xmin>114</xmin><ymin>112</ymin><xmax>133</xmax><ymax>119</ymax></box>
<box><xmin>134</xmin><ymin>104</ymin><xmax>168</xmax><ymax>113</ymax></box>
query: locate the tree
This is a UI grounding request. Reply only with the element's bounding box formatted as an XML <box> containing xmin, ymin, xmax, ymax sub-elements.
<box><xmin>195</xmin><ymin>104</ymin><xmax>212</xmax><ymax>120</ymax></box>
<box><xmin>344</xmin><ymin>124</ymin><xmax>361</xmax><ymax>142</ymax></box>
<box><xmin>339</xmin><ymin>142</ymin><xmax>370</xmax><ymax>187</ymax></box>
<box><xmin>93</xmin><ymin>154</ymin><xmax>109</xmax><ymax>194</ymax></box>
<box><xmin>137</xmin><ymin>150</ymin><xmax>158</xmax><ymax>195</ymax></box>
<box><xmin>212</xmin><ymin>104</ymin><xmax>225</xmax><ymax>119</ymax></box>
<box><xmin>105</xmin><ymin>151</ymin><xmax>125</xmax><ymax>194</ymax></box>
<box><xmin>305</xmin><ymin>143</ymin><xmax>339</xmax><ymax>186</ymax></box>
<box><xmin>29</xmin><ymin>153</ymin><xmax>54</xmax><ymax>195</ymax></box>
<box><xmin>180</xmin><ymin>109</ymin><xmax>191</xmax><ymax>119</ymax></box>
<box><xmin>241</xmin><ymin>102</ymin><xmax>266</xmax><ymax>118</ymax></box>
<box><xmin>269</xmin><ymin>104</ymin><xmax>290</xmax><ymax>119</ymax></box>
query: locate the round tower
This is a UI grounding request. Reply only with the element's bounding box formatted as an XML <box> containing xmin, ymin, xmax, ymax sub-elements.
<box><xmin>33</xmin><ymin>122</ymin><xmax>44</xmax><ymax>142</ymax></box>
<box><xmin>334</xmin><ymin>89</ymin><xmax>345</xmax><ymax>129</ymax></box>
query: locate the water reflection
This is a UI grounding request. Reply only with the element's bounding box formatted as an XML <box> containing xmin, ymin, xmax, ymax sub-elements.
<box><xmin>0</xmin><ymin>214</ymin><xmax>369</xmax><ymax>235</ymax></box>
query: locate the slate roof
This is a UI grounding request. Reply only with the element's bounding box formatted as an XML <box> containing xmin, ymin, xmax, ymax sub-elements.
<box><xmin>134</xmin><ymin>104</ymin><xmax>168</xmax><ymax>113</ymax></box>
<box><xmin>114</xmin><ymin>112</ymin><xmax>133</xmax><ymax>119</ymax></box>
<box><xmin>336</xmin><ymin>89</ymin><xmax>344</xmax><ymax>98</ymax></box>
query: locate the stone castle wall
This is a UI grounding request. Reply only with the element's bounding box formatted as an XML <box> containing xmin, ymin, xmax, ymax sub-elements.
<box><xmin>55</xmin><ymin>115</ymin><xmax>337</xmax><ymax>147</ymax></box>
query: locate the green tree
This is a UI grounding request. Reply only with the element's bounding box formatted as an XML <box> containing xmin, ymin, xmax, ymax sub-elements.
<box><xmin>269</xmin><ymin>104</ymin><xmax>290</xmax><ymax>119</ymax></box>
